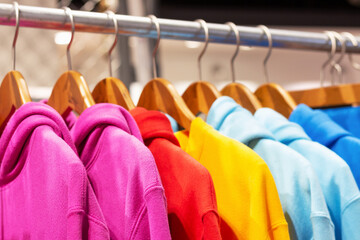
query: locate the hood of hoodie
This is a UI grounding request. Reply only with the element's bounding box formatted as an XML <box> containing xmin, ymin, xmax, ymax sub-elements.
<box><xmin>0</xmin><ymin>102</ymin><xmax>76</xmax><ymax>185</ymax></box>
<box><xmin>71</xmin><ymin>103</ymin><xmax>143</xmax><ymax>162</ymax></box>
<box><xmin>130</xmin><ymin>107</ymin><xmax>180</xmax><ymax>146</ymax></box>
<box><xmin>289</xmin><ymin>104</ymin><xmax>351</xmax><ymax>147</ymax></box>
<box><xmin>254</xmin><ymin>107</ymin><xmax>311</xmax><ymax>145</ymax></box>
<box><xmin>207</xmin><ymin>96</ymin><xmax>275</xmax><ymax>146</ymax></box>
<box><xmin>40</xmin><ymin>99</ymin><xmax>78</xmax><ymax>130</ymax></box>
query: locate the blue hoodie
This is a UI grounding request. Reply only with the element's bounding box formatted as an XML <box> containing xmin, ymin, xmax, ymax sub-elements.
<box><xmin>290</xmin><ymin>104</ymin><xmax>360</xmax><ymax>189</ymax></box>
<box><xmin>207</xmin><ymin>96</ymin><xmax>334</xmax><ymax>240</ymax></box>
<box><xmin>256</xmin><ymin>107</ymin><xmax>360</xmax><ymax>240</ymax></box>
<box><xmin>321</xmin><ymin>106</ymin><xmax>360</xmax><ymax>139</ymax></box>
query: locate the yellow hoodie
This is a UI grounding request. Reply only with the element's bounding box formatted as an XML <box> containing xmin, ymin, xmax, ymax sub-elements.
<box><xmin>175</xmin><ymin>118</ymin><xmax>289</xmax><ymax>240</ymax></box>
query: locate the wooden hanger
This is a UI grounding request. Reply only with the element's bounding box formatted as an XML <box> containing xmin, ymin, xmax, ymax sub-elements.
<box><xmin>92</xmin><ymin>77</ymin><xmax>135</xmax><ymax>110</ymax></box>
<box><xmin>220</xmin><ymin>22</ymin><xmax>262</xmax><ymax>114</ymax></box>
<box><xmin>253</xmin><ymin>25</ymin><xmax>296</xmax><ymax>118</ymax></box>
<box><xmin>138</xmin><ymin>78</ymin><xmax>195</xmax><ymax>130</ymax></box>
<box><xmin>289</xmin><ymin>31</ymin><xmax>360</xmax><ymax>108</ymax></box>
<box><xmin>255</xmin><ymin>83</ymin><xmax>296</xmax><ymax>118</ymax></box>
<box><xmin>289</xmin><ymin>83</ymin><xmax>360</xmax><ymax>108</ymax></box>
<box><xmin>222</xmin><ymin>83</ymin><xmax>262</xmax><ymax>114</ymax></box>
<box><xmin>0</xmin><ymin>71</ymin><xmax>32</xmax><ymax>128</ymax></box>
<box><xmin>0</xmin><ymin>2</ymin><xmax>31</xmax><ymax>129</ymax></box>
<box><xmin>92</xmin><ymin>11</ymin><xmax>135</xmax><ymax>110</ymax></box>
<box><xmin>48</xmin><ymin>71</ymin><xmax>95</xmax><ymax>116</ymax></box>
<box><xmin>137</xmin><ymin>15</ymin><xmax>195</xmax><ymax>130</ymax></box>
<box><xmin>47</xmin><ymin>7</ymin><xmax>95</xmax><ymax>116</ymax></box>
<box><xmin>182</xmin><ymin>19</ymin><xmax>221</xmax><ymax>115</ymax></box>
<box><xmin>182</xmin><ymin>82</ymin><xmax>221</xmax><ymax>116</ymax></box>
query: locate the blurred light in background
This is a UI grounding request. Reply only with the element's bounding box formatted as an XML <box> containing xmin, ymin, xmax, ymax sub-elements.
<box><xmin>54</xmin><ymin>32</ymin><xmax>71</xmax><ymax>45</ymax></box>
<box><xmin>184</xmin><ymin>41</ymin><xmax>202</xmax><ymax>49</ymax></box>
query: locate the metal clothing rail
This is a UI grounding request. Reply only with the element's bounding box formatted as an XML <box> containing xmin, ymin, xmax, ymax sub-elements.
<box><xmin>0</xmin><ymin>3</ymin><xmax>359</xmax><ymax>53</ymax></box>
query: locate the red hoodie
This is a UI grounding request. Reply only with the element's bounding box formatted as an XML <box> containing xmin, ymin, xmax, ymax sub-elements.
<box><xmin>131</xmin><ymin>107</ymin><xmax>222</xmax><ymax>240</ymax></box>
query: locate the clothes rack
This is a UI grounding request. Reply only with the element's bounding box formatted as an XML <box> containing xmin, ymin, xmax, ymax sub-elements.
<box><xmin>0</xmin><ymin>3</ymin><xmax>359</xmax><ymax>53</ymax></box>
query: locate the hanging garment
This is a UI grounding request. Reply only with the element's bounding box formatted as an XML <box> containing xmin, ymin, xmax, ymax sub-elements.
<box><xmin>0</xmin><ymin>102</ymin><xmax>110</xmax><ymax>239</ymax></box>
<box><xmin>70</xmin><ymin>103</ymin><xmax>171</xmax><ymax>240</ymax></box>
<box><xmin>290</xmin><ymin>104</ymin><xmax>360</xmax><ymax>188</ymax></box>
<box><xmin>206</xmin><ymin>97</ymin><xmax>334</xmax><ymax>240</ymax></box>
<box><xmin>320</xmin><ymin>106</ymin><xmax>360</xmax><ymax>139</ymax></box>
<box><xmin>256</xmin><ymin>107</ymin><xmax>360</xmax><ymax>240</ymax></box>
<box><xmin>175</xmin><ymin>118</ymin><xmax>289</xmax><ymax>240</ymax></box>
<box><xmin>130</xmin><ymin>107</ymin><xmax>221</xmax><ymax>240</ymax></box>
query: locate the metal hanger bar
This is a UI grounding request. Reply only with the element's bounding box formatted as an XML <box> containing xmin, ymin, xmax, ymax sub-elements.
<box><xmin>0</xmin><ymin>4</ymin><xmax>359</xmax><ymax>53</ymax></box>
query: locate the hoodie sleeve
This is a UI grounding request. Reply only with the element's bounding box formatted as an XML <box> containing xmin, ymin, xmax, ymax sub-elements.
<box><xmin>134</xmin><ymin>186</ymin><xmax>172</xmax><ymax>240</ymax></box>
<box><xmin>67</xmin><ymin>161</ymin><xmax>110</xmax><ymax>240</ymax></box>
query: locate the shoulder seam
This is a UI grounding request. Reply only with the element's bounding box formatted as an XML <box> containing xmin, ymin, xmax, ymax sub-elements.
<box><xmin>342</xmin><ymin>194</ymin><xmax>360</xmax><ymax>215</ymax></box>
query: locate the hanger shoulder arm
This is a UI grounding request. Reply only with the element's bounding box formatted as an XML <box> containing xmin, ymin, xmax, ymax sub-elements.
<box><xmin>92</xmin><ymin>77</ymin><xmax>135</xmax><ymax>111</ymax></box>
<box><xmin>138</xmin><ymin>78</ymin><xmax>195</xmax><ymax>130</ymax></box>
<box><xmin>221</xmin><ymin>83</ymin><xmax>262</xmax><ymax>114</ymax></box>
<box><xmin>289</xmin><ymin>83</ymin><xmax>360</xmax><ymax>108</ymax></box>
<box><xmin>0</xmin><ymin>70</ymin><xmax>31</xmax><ymax>128</ymax></box>
<box><xmin>182</xmin><ymin>81</ymin><xmax>220</xmax><ymax>115</ymax></box>
<box><xmin>48</xmin><ymin>70</ymin><xmax>95</xmax><ymax>116</ymax></box>
<box><xmin>255</xmin><ymin>83</ymin><xmax>296</xmax><ymax>118</ymax></box>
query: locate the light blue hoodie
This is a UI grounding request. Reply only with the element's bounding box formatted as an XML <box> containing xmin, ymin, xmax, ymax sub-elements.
<box><xmin>255</xmin><ymin>107</ymin><xmax>360</xmax><ymax>240</ymax></box>
<box><xmin>207</xmin><ymin>96</ymin><xmax>334</xmax><ymax>240</ymax></box>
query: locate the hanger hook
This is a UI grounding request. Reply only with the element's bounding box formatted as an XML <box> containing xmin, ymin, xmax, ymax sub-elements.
<box><xmin>62</xmin><ymin>7</ymin><xmax>74</xmax><ymax>71</ymax></box>
<box><xmin>320</xmin><ymin>31</ymin><xmax>337</xmax><ymax>87</ymax></box>
<box><xmin>195</xmin><ymin>19</ymin><xmax>209</xmax><ymax>81</ymax></box>
<box><xmin>226</xmin><ymin>22</ymin><xmax>240</xmax><ymax>83</ymax></box>
<box><xmin>12</xmin><ymin>2</ymin><xmax>19</xmax><ymax>71</ymax></box>
<box><xmin>257</xmin><ymin>25</ymin><xmax>272</xmax><ymax>83</ymax></box>
<box><xmin>106</xmin><ymin>11</ymin><xmax>118</xmax><ymax>77</ymax></box>
<box><xmin>148</xmin><ymin>15</ymin><xmax>160</xmax><ymax>79</ymax></box>
<box><xmin>341</xmin><ymin>32</ymin><xmax>360</xmax><ymax>71</ymax></box>
<box><xmin>330</xmin><ymin>32</ymin><xmax>345</xmax><ymax>85</ymax></box>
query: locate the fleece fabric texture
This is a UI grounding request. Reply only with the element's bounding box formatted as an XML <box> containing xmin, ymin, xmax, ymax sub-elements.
<box><xmin>0</xmin><ymin>102</ymin><xmax>110</xmax><ymax>239</ymax></box>
<box><xmin>207</xmin><ymin>97</ymin><xmax>334</xmax><ymax>240</ymax></box>
<box><xmin>131</xmin><ymin>107</ymin><xmax>222</xmax><ymax>240</ymax></box>
<box><xmin>256</xmin><ymin>107</ymin><xmax>360</xmax><ymax>240</ymax></box>
<box><xmin>290</xmin><ymin>104</ymin><xmax>360</xmax><ymax>188</ymax></box>
<box><xmin>321</xmin><ymin>106</ymin><xmax>360</xmax><ymax>139</ymax></box>
<box><xmin>175</xmin><ymin>118</ymin><xmax>290</xmax><ymax>240</ymax></box>
<box><xmin>71</xmin><ymin>103</ymin><xmax>171</xmax><ymax>240</ymax></box>
<box><xmin>40</xmin><ymin>99</ymin><xmax>78</xmax><ymax>130</ymax></box>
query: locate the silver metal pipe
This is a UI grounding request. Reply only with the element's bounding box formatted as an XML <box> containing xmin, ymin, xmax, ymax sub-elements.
<box><xmin>0</xmin><ymin>3</ymin><xmax>359</xmax><ymax>53</ymax></box>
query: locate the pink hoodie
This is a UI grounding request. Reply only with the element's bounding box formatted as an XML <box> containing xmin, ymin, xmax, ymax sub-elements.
<box><xmin>0</xmin><ymin>102</ymin><xmax>110</xmax><ymax>239</ymax></box>
<box><xmin>71</xmin><ymin>103</ymin><xmax>171</xmax><ymax>240</ymax></box>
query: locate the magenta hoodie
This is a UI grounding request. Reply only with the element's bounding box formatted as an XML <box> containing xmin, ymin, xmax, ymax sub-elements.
<box><xmin>0</xmin><ymin>102</ymin><xmax>110</xmax><ymax>239</ymax></box>
<box><xmin>71</xmin><ymin>103</ymin><xmax>171</xmax><ymax>240</ymax></box>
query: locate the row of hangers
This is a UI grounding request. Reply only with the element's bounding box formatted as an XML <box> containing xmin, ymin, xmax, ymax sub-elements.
<box><xmin>2</xmin><ymin>2</ymin><xmax>360</xmax><ymax>133</ymax></box>
<box><xmin>289</xmin><ymin>31</ymin><xmax>360</xmax><ymax>109</ymax></box>
<box><xmin>137</xmin><ymin>16</ymin><xmax>360</xmax><ymax>127</ymax></box>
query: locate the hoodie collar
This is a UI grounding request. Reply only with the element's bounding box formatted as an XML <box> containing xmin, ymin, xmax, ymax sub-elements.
<box><xmin>130</xmin><ymin>107</ymin><xmax>180</xmax><ymax>146</ymax></box>
<box><xmin>207</xmin><ymin>96</ymin><xmax>275</xmax><ymax>145</ymax></box>
<box><xmin>289</xmin><ymin>104</ymin><xmax>351</xmax><ymax>147</ymax></box>
<box><xmin>71</xmin><ymin>103</ymin><xmax>143</xmax><ymax>152</ymax></box>
<box><xmin>0</xmin><ymin>102</ymin><xmax>76</xmax><ymax>186</ymax></box>
<box><xmin>254</xmin><ymin>107</ymin><xmax>311</xmax><ymax>145</ymax></box>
